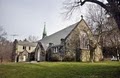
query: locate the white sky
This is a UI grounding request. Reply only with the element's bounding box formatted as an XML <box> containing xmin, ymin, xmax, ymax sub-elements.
<box><xmin>0</xmin><ymin>0</ymin><xmax>87</xmax><ymax>41</ymax></box>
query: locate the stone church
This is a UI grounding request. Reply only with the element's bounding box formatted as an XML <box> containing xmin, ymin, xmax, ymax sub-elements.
<box><xmin>34</xmin><ymin>17</ymin><xmax>103</xmax><ymax>62</ymax></box>
<box><xmin>13</xmin><ymin>17</ymin><xmax>103</xmax><ymax>62</ymax></box>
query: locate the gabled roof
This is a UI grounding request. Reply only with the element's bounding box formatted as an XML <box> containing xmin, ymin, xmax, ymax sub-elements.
<box><xmin>38</xmin><ymin>21</ymin><xmax>79</xmax><ymax>50</ymax></box>
<box><xmin>38</xmin><ymin>19</ymin><xmax>89</xmax><ymax>50</ymax></box>
<box><xmin>17</xmin><ymin>41</ymin><xmax>37</xmax><ymax>47</ymax></box>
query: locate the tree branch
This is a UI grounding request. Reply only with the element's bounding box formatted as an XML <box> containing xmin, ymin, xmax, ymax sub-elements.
<box><xmin>80</xmin><ymin>0</ymin><xmax>108</xmax><ymax>11</ymax></box>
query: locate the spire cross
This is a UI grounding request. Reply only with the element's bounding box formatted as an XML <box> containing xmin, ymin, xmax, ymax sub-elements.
<box><xmin>81</xmin><ymin>15</ymin><xmax>83</xmax><ymax>19</ymax></box>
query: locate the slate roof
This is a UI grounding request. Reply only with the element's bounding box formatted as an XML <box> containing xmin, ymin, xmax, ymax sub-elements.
<box><xmin>38</xmin><ymin>21</ymin><xmax>80</xmax><ymax>50</ymax></box>
<box><xmin>17</xmin><ymin>41</ymin><xmax>37</xmax><ymax>47</ymax></box>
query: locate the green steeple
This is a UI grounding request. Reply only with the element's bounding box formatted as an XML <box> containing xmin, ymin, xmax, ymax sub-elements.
<box><xmin>42</xmin><ymin>22</ymin><xmax>47</xmax><ymax>38</ymax></box>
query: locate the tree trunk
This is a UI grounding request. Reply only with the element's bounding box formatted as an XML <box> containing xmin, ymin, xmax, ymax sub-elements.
<box><xmin>89</xmin><ymin>45</ymin><xmax>96</xmax><ymax>63</ymax></box>
<box><xmin>90</xmin><ymin>50</ymin><xmax>94</xmax><ymax>63</ymax></box>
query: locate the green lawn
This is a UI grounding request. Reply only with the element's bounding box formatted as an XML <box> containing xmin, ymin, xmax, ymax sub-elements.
<box><xmin>0</xmin><ymin>62</ymin><xmax>120</xmax><ymax>78</ymax></box>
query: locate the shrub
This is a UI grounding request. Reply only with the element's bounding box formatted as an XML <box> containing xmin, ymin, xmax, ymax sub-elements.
<box><xmin>51</xmin><ymin>54</ymin><xmax>61</xmax><ymax>61</ymax></box>
<box><xmin>63</xmin><ymin>52</ymin><xmax>75</xmax><ymax>61</ymax></box>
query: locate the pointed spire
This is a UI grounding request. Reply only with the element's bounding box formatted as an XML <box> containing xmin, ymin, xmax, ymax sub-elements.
<box><xmin>42</xmin><ymin>22</ymin><xmax>47</xmax><ymax>39</ymax></box>
<box><xmin>43</xmin><ymin>22</ymin><xmax>46</xmax><ymax>34</ymax></box>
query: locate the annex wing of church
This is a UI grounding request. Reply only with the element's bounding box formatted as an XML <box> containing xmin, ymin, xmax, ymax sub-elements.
<box><xmin>35</xmin><ymin>18</ymin><xmax>103</xmax><ymax>62</ymax></box>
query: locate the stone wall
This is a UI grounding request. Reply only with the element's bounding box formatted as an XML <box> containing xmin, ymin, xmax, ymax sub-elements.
<box><xmin>94</xmin><ymin>44</ymin><xmax>103</xmax><ymax>61</ymax></box>
<box><xmin>80</xmin><ymin>49</ymin><xmax>90</xmax><ymax>62</ymax></box>
<box><xmin>65</xmin><ymin>20</ymin><xmax>92</xmax><ymax>62</ymax></box>
<box><xmin>65</xmin><ymin>19</ymin><xmax>103</xmax><ymax>62</ymax></box>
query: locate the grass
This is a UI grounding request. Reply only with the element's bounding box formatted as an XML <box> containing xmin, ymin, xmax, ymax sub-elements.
<box><xmin>0</xmin><ymin>61</ymin><xmax>120</xmax><ymax>78</ymax></box>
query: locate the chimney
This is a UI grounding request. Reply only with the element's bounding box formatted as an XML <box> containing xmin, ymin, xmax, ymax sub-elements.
<box><xmin>49</xmin><ymin>43</ymin><xmax>54</xmax><ymax>47</ymax></box>
<box><xmin>61</xmin><ymin>38</ymin><xmax>65</xmax><ymax>44</ymax></box>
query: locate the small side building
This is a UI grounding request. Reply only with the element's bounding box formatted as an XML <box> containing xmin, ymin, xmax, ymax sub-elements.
<box><xmin>13</xmin><ymin>39</ymin><xmax>37</xmax><ymax>62</ymax></box>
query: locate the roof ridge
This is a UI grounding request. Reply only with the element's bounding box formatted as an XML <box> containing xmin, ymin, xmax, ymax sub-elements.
<box><xmin>40</xmin><ymin>21</ymin><xmax>79</xmax><ymax>41</ymax></box>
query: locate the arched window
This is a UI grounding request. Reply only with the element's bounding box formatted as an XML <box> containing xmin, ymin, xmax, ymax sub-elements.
<box><xmin>80</xmin><ymin>31</ymin><xmax>89</xmax><ymax>49</ymax></box>
<box><xmin>23</xmin><ymin>46</ymin><xmax>26</xmax><ymax>50</ymax></box>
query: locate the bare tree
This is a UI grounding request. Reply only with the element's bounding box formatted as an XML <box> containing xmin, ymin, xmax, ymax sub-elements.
<box><xmin>103</xmin><ymin>17</ymin><xmax>120</xmax><ymax>60</ymax></box>
<box><xmin>85</xmin><ymin>4</ymin><xmax>120</xmax><ymax>61</ymax></box>
<box><xmin>86</xmin><ymin>4</ymin><xmax>107</xmax><ymax>48</ymax></box>
<box><xmin>78</xmin><ymin>4</ymin><xmax>105</xmax><ymax>62</ymax></box>
<box><xmin>0</xmin><ymin>26</ymin><xmax>7</xmax><ymax>40</ymax></box>
<box><xmin>64</xmin><ymin>0</ymin><xmax>120</xmax><ymax>30</ymax></box>
<box><xmin>0</xmin><ymin>26</ymin><xmax>6</xmax><ymax>63</ymax></box>
<box><xmin>82</xmin><ymin>29</ymin><xmax>98</xmax><ymax>62</ymax></box>
<box><xmin>27</xmin><ymin>35</ymin><xmax>38</xmax><ymax>42</ymax></box>
<box><xmin>0</xmin><ymin>40</ymin><xmax>13</xmax><ymax>62</ymax></box>
<box><xmin>0</xmin><ymin>26</ymin><xmax>13</xmax><ymax>63</ymax></box>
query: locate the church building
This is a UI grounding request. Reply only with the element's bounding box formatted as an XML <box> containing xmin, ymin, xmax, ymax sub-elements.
<box><xmin>35</xmin><ymin>17</ymin><xmax>103</xmax><ymax>62</ymax></box>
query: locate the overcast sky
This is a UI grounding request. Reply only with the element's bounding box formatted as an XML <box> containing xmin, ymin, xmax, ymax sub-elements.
<box><xmin>0</xmin><ymin>0</ymin><xmax>86</xmax><ymax>41</ymax></box>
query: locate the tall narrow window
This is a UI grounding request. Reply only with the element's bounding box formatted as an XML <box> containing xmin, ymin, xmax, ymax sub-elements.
<box><xmin>23</xmin><ymin>46</ymin><xmax>26</xmax><ymax>50</ymax></box>
<box><xmin>29</xmin><ymin>46</ymin><xmax>31</xmax><ymax>50</ymax></box>
<box><xmin>53</xmin><ymin>47</ymin><xmax>58</xmax><ymax>53</ymax></box>
<box><xmin>56</xmin><ymin>47</ymin><xmax>58</xmax><ymax>53</ymax></box>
